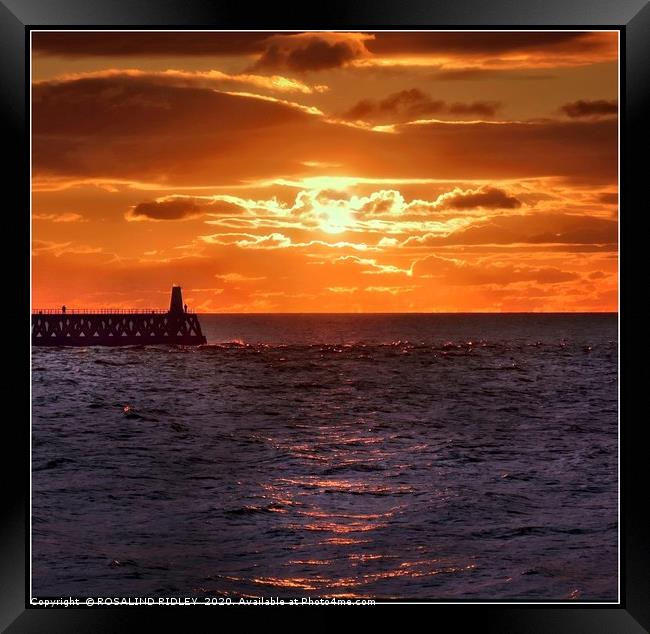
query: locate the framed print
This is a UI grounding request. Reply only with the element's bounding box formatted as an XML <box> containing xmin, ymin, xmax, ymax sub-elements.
<box><xmin>4</xmin><ymin>0</ymin><xmax>649</xmax><ymax>630</ymax></box>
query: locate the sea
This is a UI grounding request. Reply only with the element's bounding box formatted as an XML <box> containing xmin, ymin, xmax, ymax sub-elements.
<box><xmin>31</xmin><ymin>313</ymin><xmax>618</xmax><ymax>601</ymax></box>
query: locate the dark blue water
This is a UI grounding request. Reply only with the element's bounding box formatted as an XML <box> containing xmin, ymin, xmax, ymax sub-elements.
<box><xmin>32</xmin><ymin>314</ymin><xmax>618</xmax><ymax>601</ymax></box>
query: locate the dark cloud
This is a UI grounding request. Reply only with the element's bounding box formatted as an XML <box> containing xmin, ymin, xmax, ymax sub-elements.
<box><xmin>32</xmin><ymin>31</ymin><xmax>616</xmax><ymax>66</ymax></box>
<box><xmin>130</xmin><ymin>197</ymin><xmax>248</xmax><ymax>220</ymax></box>
<box><xmin>392</xmin><ymin>118</ymin><xmax>617</xmax><ymax>185</ymax></box>
<box><xmin>436</xmin><ymin>186</ymin><xmax>522</xmax><ymax>210</ymax></box>
<box><xmin>356</xmin><ymin>190</ymin><xmax>404</xmax><ymax>215</ymax></box>
<box><xmin>412</xmin><ymin>254</ymin><xmax>579</xmax><ymax>286</ymax></box>
<box><xmin>366</xmin><ymin>32</ymin><xmax>613</xmax><ymax>57</ymax></box>
<box><xmin>32</xmin><ymin>32</ymin><xmax>274</xmax><ymax>57</ymax></box>
<box><xmin>343</xmin><ymin>88</ymin><xmax>500</xmax><ymax>122</ymax></box>
<box><xmin>431</xmin><ymin>68</ymin><xmax>557</xmax><ymax>81</ymax></box>
<box><xmin>32</xmin><ymin>76</ymin><xmax>318</xmax><ymax>183</ymax></box>
<box><xmin>344</xmin><ymin>89</ymin><xmax>442</xmax><ymax>122</ymax></box>
<box><xmin>32</xmin><ymin>75</ymin><xmax>618</xmax><ymax>186</ymax></box>
<box><xmin>130</xmin><ymin>199</ymin><xmax>203</xmax><ymax>220</ymax></box>
<box><xmin>596</xmin><ymin>192</ymin><xmax>618</xmax><ymax>205</ymax></box>
<box><xmin>250</xmin><ymin>33</ymin><xmax>370</xmax><ymax>72</ymax></box>
<box><xmin>32</xmin><ymin>76</ymin><xmax>309</xmax><ymax>137</ymax></box>
<box><xmin>561</xmin><ymin>99</ymin><xmax>617</xmax><ymax>118</ymax></box>
<box><xmin>403</xmin><ymin>213</ymin><xmax>617</xmax><ymax>247</ymax></box>
<box><xmin>448</xmin><ymin>102</ymin><xmax>502</xmax><ymax>117</ymax></box>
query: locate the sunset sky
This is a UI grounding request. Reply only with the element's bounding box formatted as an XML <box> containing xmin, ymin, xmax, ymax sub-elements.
<box><xmin>31</xmin><ymin>31</ymin><xmax>618</xmax><ymax>312</ymax></box>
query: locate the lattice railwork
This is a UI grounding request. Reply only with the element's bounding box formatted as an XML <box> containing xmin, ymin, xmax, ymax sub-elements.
<box><xmin>31</xmin><ymin>313</ymin><xmax>207</xmax><ymax>346</ymax></box>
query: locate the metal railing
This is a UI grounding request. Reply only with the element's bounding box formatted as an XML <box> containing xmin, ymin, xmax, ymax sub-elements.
<box><xmin>32</xmin><ymin>308</ymin><xmax>196</xmax><ymax>315</ymax></box>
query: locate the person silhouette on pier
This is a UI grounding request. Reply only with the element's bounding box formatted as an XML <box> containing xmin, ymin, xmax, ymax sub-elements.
<box><xmin>61</xmin><ymin>305</ymin><xmax>66</xmax><ymax>314</ymax></box>
<box><xmin>184</xmin><ymin>303</ymin><xmax>188</xmax><ymax>313</ymax></box>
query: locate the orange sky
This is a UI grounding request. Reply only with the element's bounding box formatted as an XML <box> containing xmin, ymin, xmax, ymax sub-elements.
<box><xmin>31</xmin><ymin>31</ymin><xmax>618</xmax><ymax>312</ymax></box>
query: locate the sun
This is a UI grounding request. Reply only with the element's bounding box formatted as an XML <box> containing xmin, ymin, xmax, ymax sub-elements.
<box><xmin>317</xmin><ymin>204</ymin><xmax>354</xmax><ymax>234</ymax></box>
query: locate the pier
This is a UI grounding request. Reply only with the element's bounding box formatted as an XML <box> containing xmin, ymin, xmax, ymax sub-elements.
<box><xmin>32</xmin><ymin>286</ymin><xmax>207</xmax><ymax>346</ymax></box>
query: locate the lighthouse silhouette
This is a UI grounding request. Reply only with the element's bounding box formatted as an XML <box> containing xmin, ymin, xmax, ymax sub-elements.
<box><xmin>169</xmin><ymin>285</ymin><xmax>185</xmax><ymax>314</ymax></box>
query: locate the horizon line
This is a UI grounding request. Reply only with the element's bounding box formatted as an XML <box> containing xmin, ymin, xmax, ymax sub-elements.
<box><xmin>193</xmin><ymin>310</ymin><xmax>618</xmax><ymax>315</ymax></box>
<box><xmin>29</xmin><ymin>309</ymin><xmax>619</xmax><ymax>315</ymax></box>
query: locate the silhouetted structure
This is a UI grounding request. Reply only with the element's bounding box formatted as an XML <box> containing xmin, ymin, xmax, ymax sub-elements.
<box><xmin>169</xmin><ymin>285</ymin><xmax>184</xmax><ymax>314</ymax></box>
<box><xmin>32</xmin><ymin>286</ymin><xmax>207</xmax><ymax>346</ymax></box>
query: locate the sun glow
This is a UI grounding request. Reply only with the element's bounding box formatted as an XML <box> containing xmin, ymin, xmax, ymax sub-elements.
<box><xmin>31</xmin><ymin>30</ymin><xmax>618</xmax><ymax>312</ymax></box>
<box><xmin>316</xmin><ymin>204</ymin><xmax>355</xmax><ymax>234</ymax></box>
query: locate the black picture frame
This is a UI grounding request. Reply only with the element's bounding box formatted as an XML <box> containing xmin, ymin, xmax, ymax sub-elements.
<box><xmin>6</xmin><ymin>0</ymin><xmax>648</xmax><ymax>629</ymax></box>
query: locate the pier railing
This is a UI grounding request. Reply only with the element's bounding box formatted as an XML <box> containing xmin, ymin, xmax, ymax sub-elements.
<box><xmin>32</xmin><ymin>286</ymin><xmax>206</xmax><ymax>346</ymax></box>
<box><xmin>32</xmin><ymin>309</ymin><xmax>206</xmax><ymax>345</ymax></box>
<box><xmin>32</xmin><ymin>308</ymin><xmax>196</xmax><ymax>315</ymax></box>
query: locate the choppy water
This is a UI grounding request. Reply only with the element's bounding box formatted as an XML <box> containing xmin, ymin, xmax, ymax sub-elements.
<box><xmin>32</xmin><ymin>314</ymin><xmax>618</xmax><ymax>601</ymax></box>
